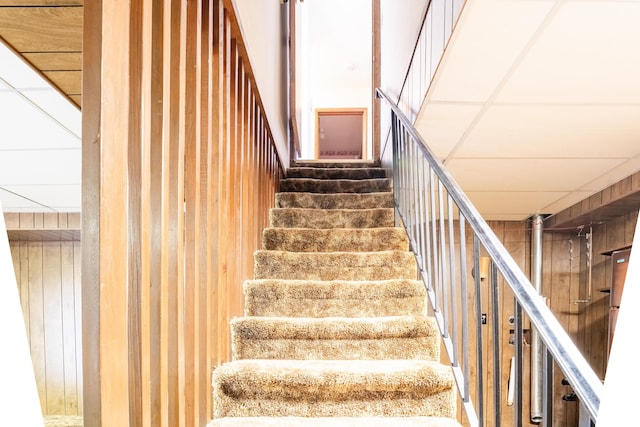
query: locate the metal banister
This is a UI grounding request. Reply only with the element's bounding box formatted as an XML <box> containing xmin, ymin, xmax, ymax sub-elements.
<box><xmin>377</xmin><ymin>87</ymin><xmax>603</xmax><ymax>424</ymax></box>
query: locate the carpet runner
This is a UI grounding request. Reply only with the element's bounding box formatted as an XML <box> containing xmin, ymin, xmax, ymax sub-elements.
<box><xmin>208</xmin><ymin>161</ymin><xmax>461</xmax><ymax>426</ymax></box>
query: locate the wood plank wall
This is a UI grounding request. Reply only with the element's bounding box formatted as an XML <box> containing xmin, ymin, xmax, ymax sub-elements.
<box><xmin>447</xmin><ymin>212</ymin><xmax>637</xmax><ymax>427</ymax></box>
<box><xmin>4</xmin><ymin>213</ymin><xmax>82</xmax><ymax>417</ymax></box>
<box><xmin>82</xmin><ymin>1</ymin><xmax>283</xmax><ymax>426</ymax></box>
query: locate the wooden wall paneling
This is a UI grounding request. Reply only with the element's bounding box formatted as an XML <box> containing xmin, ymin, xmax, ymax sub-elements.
<box><xmin>165</xmin><ymin>0</ymin><xmax>187</xmax><ymax>424</ymax></box>
<box><xmin>128</xmin><ymin>0</ymin><xmax>145</xmax><ymax>425</ymax></box>
<box><xmin>99</xmin><ymin>0</ymin><xmax>132</xmax><ymax>424</ymax></box>
<box><xmin>252</xmin><ymin>102</ymin><xmax>260</xmax><ymax>254</ymax></box>
<box><xmin>43</xmin><ymin>242</ymin><xmax>62</xmax><ymax>414</ymax></box>
<box><xmin>217</xmin><ymin>10</ymin><xmax>232</xmax><ymax>363</ymax></box>
<box><xmin>28</xmin><ymin>242</ymin><xmax>47</xmax><ymax>413</ymax></box>
<box><xmin>81</xmin><ymin>0</ymin><xmax>101</xmax><ymax>421</ymax></box>
<box><xmin>143</xmin><ymin>0</ymin><xmax>166</xmax><ymax>425</ymax></box>
<box><xmin>230</xmin><ymin>41</ymin><xmax>242</xmax><ymax>321</ymax></box>
<box><xmin>211</xmin><ymin>0</ymin><xmax>223</xmax><ymax>369</ymax></box>
<box><xmin>241</xmin><ymin>72</ymin><xmax>252</xmax><ymax>285</ymax></box>
<box><xmin>60</xmin><ymin>241</ymin><xmax>79</xmax><ymax>415</ymax></box>
<box><xmin>499</xmin><ymin>223</ymin><xmax>524</xmax><ymax>426</ymax></box>
<box><xmin>585</xmin><ymin>223</ymin><xmax>608</xmax><ymax>379</ymax></box>
<box><xmin>73</xmin><ymin>241</ymin><xmax>82</xmax><ymax>415</ymax></box>
<box><xmin>194</xmin><ymin>0</ymin><xmax>215</xmax><ymax>426</ymax></box>
<box><xmin>183</xmin><ymin>0</ymin><xmax>201</xmax><ymax>423</ymax></box>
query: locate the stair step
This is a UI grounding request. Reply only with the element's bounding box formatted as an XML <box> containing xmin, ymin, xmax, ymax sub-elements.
<box><xmin>207</xmin><ymin>416</ymin><xmax>463</xmax><ymax>427</ymax></box>
<box><xmin>286</xmin><ymin>167</ymin><xmax>387</xmax><ymax>180</ymax></box>
<box><xmin>263</xmin><ymin>227</ymin><xmax>408</xmax><ymax>252</ymax></box>
<box><xmin>231</xmin><ymin>316</ymin><xmax>440</xmax><ymax>360</ymax></box>
<box><xmin>243</xmin><ymin>279</ymin><xmax>426</xmax><ymax>317</ymax></box>
<box><xmin>254</xmin><ymin>250</ymin><xmax>417</xmax><ymax>281</ymax></box>
<box><xmin>276</xmin><ymin>192</ymin><xmax>394</xmax><ymax>209</ymax></box>
<box><xmin>270</xmin><ymin>208</ymin><xmax>394</xmax><ymax>229</ymax></box>
<box><xmin>212</xmin><ymin>359</ymin><xmax>456</xmax><ymax>418</ymax></box>
<box><xmin>280</xmin><ymin>178</ymin><xmax>391</xmax><ymax>194</ymax></box>
<box><xmin>293</xmin><ymin>160</ymin><xmax>380</xmax><ymax>169</ymax></box>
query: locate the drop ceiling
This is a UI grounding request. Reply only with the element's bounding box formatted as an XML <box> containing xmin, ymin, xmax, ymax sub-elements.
<box><xmin>1</xmin><ymin>0</ymin><xmax>640</xmax><ymax>221</ymax></box>
<box><xmin>0</xmin><ymin>40</ymin><xmax>81</xmax><ymax>213</ymax></box>
<box><xmin>415</xmin><ymin>0</ymin><xmax>640</xmax><ymax>221</ymax></box>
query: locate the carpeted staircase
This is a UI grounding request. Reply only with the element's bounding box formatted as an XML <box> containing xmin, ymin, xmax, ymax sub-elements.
<box><xmin>208</xmin><ymin>161</ymin><xmax>461</xmax><ymax>427</ymax></box>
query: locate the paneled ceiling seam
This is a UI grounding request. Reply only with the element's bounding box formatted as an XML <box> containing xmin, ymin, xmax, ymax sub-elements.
<box><xmin>0</xmin><ymin>74</ymin><xmax>80</xmax><ymax>141</ymax></box>
<box><xmin>438</xmin><ymin>0</ymin><xmax>566</xmax><ymax>165</ymax></box>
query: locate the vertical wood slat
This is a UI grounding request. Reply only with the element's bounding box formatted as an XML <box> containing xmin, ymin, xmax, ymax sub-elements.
<box><xmin>82</xmin><ymin>0</ymin><xmax>283</xmax><ymax>425</ymax></box>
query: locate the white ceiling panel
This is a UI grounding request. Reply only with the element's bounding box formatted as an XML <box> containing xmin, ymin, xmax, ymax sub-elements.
<box><xmin>495</xmin><ymin>1</ymin><xmax>640</xmax><ymax>104</ymax></box>
<box><xmin>414</xmin><ymin>102</ymin><xmax>482</xmax><ymax>159</ymax></box>
<box><xmin>458</xmin><ymin>105</ymin><xmax>640</xmax><ymax>159</ymax></box>
<box><xmin>1</xmin><ymin>185</ymin><xmax>81</xmax><ymax>211</ymax></box>
<box><xmin>0</xmin><ymin>92</ymin><xmax>80</xmax><ymax>150</ymax></box>
<box><xmin>466</xmin><ymin>191</ymin><xmax>569</xmax><ymax>220</ymax></box>
<box><xmin>0</xmin><ymin>188</ymin><xmax>54</xmax><ymax>212</ymax></box>
<box><xmin>447</xmin><ymin>158</ymin><xmax>625</xmax><ymax>192</ymax></box>
<box><xmin>427</xmin><ymin>0</ymin><xmax>555</xmax><ymax>103</ymax></box>
<box><xmin>0</xmin><ymin>150</ymin><xmax>80</xmax><ymax>185</ymax></box>
<box><xmin>0</xmin><ymin>40</ymin><xmax>81</xmax><ymax>213</ymax></box>
<box><xmin>22</xmin><ymin>89</ymin><xmax>82</xmax><ymax>138</ymax></box>
<box><xmin>416</xmin><ymin>0</ymin><xmax>640</xmax><ymax>219</ymax></box>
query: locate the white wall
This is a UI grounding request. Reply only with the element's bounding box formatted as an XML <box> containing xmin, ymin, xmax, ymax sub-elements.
<box><xmin>380</xmin><ymin>0</ymin><xmax>429</xmax><ymax>101</ymax></box>
<box><xmin>233</xmin><ymin>0</ymin><xmax>289</xmax><ymax>165</ymax></box>
<box><xmin>298</xmin><ymin>0</ymin><xmax>372</xmax><ymax>159</ymax></box>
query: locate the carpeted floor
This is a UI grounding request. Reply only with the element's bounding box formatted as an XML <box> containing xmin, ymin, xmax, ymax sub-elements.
<box><xmin>209</xmin><ymin>162</ymin><xmax>461</xmax><ymax>427</ymax></box>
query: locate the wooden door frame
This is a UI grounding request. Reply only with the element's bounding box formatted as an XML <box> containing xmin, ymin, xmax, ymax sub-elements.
<box><xmin>314</xmin><ymin>108</ymin><xmax>368</xmax><ymax>160</ymax></box>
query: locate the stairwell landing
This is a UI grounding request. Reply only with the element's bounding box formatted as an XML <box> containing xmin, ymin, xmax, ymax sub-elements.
<box><xmin>208</xmin><ymin>161</ymin><xmax>461</xmax><ymax>427</ymax></box>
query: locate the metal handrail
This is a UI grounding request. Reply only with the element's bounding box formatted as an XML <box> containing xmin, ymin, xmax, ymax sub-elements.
<box><xmin>377</xmin><ymin>87</ymin><xmax>603</xmax><ymax>424</ymax></box>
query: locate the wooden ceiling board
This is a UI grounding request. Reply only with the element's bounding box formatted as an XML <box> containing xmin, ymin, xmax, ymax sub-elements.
<box><xmin>44</xmin><ymin>70</ymin><xmax>81</xmax><ymax>94</ymax></box>
<box><xmin>0</xmin><ymin>3</ymin><xmax>83</xmax><ymax>107</ymax></box>
<box><xmin>23</xmin><ymin>52</ymin><xmax>81</xmax><ymax>70</ymax></box>
<box><xmin>0</xmin><ymin>7</ymin><xmax>82</xmax><ymax>52</ymax></box>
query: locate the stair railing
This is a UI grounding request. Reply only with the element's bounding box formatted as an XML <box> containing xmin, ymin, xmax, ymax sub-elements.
<box><xmin>376</xmin><ymin>88</ymin><xmax>603</xmax><ymax>427</ymax></box>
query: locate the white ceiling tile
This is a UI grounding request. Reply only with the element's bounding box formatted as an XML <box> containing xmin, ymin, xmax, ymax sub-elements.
<box><xmin>446</xmin><ymin>158</ymin><xmax>626</xmax><ymax>192</ymax></box>
<box><xmin>457</xmin><ymin>105</ymin><xmax>640</xmax><ymax>159</ymax></box>
<box><xmin>496</xmin><ymin>1</ymin><xmax>640</xmax><ymax>103</ymax></box>
<box><xmin>414</xmin><ymin>102</ymin><xmax>483</xmax><ymax>159</ymax></box>
<box><xmin>21</xmin><ymin>90</ymin><xmax>81</xmax><ymax>138</ymax></box>
<box><xmin>0</xmin><ymin>150</ymin><xmax>81</xmax><ymax>186</ymax></box>
<box><xmin>0</xmin><ymin>92</ymin><xmax>80</xmax><ymax>150</ymax></box>
<box><xmin>0</xmin><ymin>187</ymin><xmax>55</xmax><ymax>212</ymax></box>
<box><xmin>427</xmin><ymin>0</ymin><xmax>555</xmax><ymax>103</ymax></box>
<box><xmin>466</xmin><ymin>191</ymin><xmax>569</xmax><ymax>219</ymax></box>
<box><xmin>1</xmin><ymin>185</ymin><xmax>80</xmax><ymax>212</ymax></box>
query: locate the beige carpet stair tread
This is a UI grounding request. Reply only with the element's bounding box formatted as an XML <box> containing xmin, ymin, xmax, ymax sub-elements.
<box><xmin>286</xmin><ymin>167</ymin><xmax>387</xmax><ymax>180</ymax></box>
<box><xmin>243</xmin><ymin>279</ymin><xmax>426</xmax><ymax>317</ymax></box>
<box><xmin>213</xmin><ymin>359</ymin><xmax>456</xmax><ymax>418</ymax></box>
<box><xmin>254</xmin><ymin>250</ymin><xmax>417</xmax><ymax>281</ymax></box>
<box><xmin>293</xmin><ymin>161</ymin><xmax>380</xmax><ymax>168</ymax></box>
<box><xmin>277</xmin><ymin>191</ymin><xmax>393</xmax><ymax>209</ymax></box>
<box><xmin>270</xmin><ymin>208</ymin><xmax>394</xmax><ymax>229</ymax></box>
<box><xmin>263</xmin><ymin>227</ymin><xmax>409</xmax><ymax>252</ymax></box>
<box><xmin>207</xmin><ymin>416</ymin><xmax>462</xmax><ymax>427</ymax></box>
<box><xmin>231</xmin><ymin>316</ymin><xmax>440</xmax><ymax>360</ymax></box>
<box><xmin>280</xmin><ymin>178</ymin><xmax>391</xmax><ymax>193</ymax></box>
